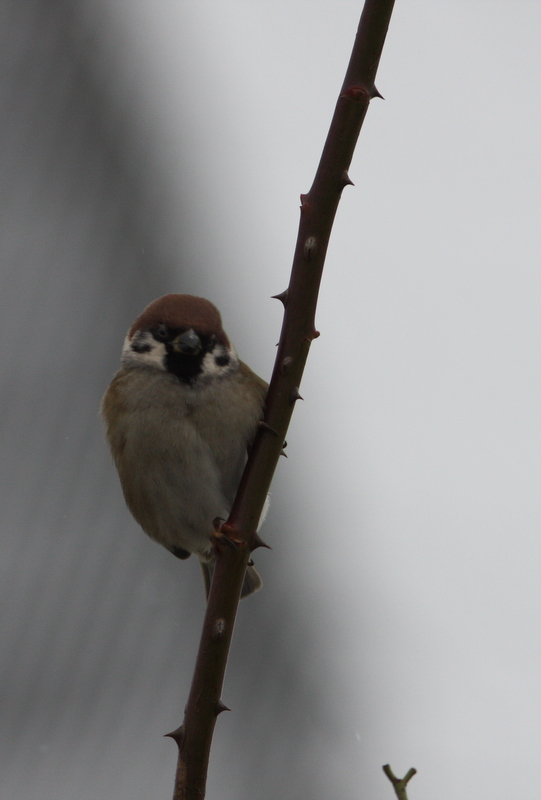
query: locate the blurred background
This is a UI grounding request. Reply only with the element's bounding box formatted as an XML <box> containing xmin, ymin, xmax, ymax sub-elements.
<box><xmin>1</xmin><ymin>1</ymin><xmax>541</xmax><ymax>798</ymax></box>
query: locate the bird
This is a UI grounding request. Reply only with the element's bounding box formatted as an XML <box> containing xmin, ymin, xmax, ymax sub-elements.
<box><xmin>101</xmin><ymin>293</ymin><xmax>268</xmax><ymax>598</ymax></box>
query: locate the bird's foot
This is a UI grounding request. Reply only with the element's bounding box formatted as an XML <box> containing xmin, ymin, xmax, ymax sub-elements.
<box><xmin>211</xmin><ymin>517</ymin><xmax>242</xmax><ymax>552</ymax></box>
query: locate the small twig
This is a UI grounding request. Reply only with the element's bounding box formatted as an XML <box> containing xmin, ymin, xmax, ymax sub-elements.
<box><xmin>170</xmin><ymin>2</ymin><xmax>396</xmax><ymax>797</ymax></box>
<box><xmin>383</xmin><ymin>764</ymin><xmax>418</xmax><ymax>800</ymax></box>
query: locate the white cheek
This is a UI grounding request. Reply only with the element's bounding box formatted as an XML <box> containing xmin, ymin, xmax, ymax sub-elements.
<box><xmin>201</xmin><ymin>344</ymin><xmax>239</xmax><ymax>377</ymax></box>
<box><xmin>121</xmin><ymin>332</ymin><xmax>166</xmax><ymax>370</ymax></box>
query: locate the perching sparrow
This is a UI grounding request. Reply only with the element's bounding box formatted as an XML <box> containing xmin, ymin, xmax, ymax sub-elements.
<box><xmin>101</xmin><ymin>294</ymin><xmax>268</xmax><ymax>598</ymax></box>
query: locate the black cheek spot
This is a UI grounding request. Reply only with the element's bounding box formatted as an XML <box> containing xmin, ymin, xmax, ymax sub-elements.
<box><xmin>132</xmin><ymin>341</ymin><xmax>152</xmax><ymax>353</ymax></box>
<box><xmin>215</xmin><ymin>354</ymin><xmax>230</xmax><ymax>367</ymax></box>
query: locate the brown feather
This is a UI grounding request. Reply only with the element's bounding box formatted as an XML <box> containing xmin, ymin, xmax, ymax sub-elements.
<box><xmin>128</xmin><ymin>294</ymin><xmax>229</xmax><ymax>344</ymax></box>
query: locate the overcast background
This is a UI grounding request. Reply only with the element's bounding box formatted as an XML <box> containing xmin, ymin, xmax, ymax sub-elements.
<box><xmin>1</xmin><ymin>2</ymin><xmax>540</xmax><ymax>799</ymax></box>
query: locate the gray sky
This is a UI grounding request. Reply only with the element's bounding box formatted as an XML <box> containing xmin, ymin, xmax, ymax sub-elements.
<box><xmin>97</xmin><ymin>3</ymin><xmax>541</xmax><ymax>798</ymax></box>
<box><xmin>3</xmin><ymin>2</ymin><xmax>541</xmax><ymax>799</ymax></box>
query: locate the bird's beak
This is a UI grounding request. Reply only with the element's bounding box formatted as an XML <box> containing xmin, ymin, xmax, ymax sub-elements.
<box><xmin>172</xmin><ymin>329</ymin><xmax>202</xmax><ymax>355</ymax></box>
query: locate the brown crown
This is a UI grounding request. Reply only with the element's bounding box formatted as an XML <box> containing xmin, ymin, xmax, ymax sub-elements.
<box><xmin>129</xmin><ymin>294</ymin><xmax>229</xmax><ymax>344</ymax></box>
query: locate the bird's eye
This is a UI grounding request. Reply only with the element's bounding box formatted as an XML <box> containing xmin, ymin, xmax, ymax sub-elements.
<box><xmin>154</xmin><ymin>323</ymin><xmax>168</xmax><ymax>341</ymax></box>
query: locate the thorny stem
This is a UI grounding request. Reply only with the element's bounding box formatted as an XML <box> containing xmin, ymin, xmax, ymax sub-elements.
<box><xmin>383</xmin><ymin>765</ymin><xmax>418</xmax><ymax>800</ymax></box>
<box><xmin>171</xmin><ymin>2</ymin><xmax>396</xmax><ymax>798</ymax></box>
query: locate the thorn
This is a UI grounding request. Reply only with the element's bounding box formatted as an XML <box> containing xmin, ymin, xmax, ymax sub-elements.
<box><xmin>259</xmin><ymin>420</ymin><xmax>279</xmax><ymax>436</ymax></box>
<box><xmin>371</xmin><ymin>85</ymin><xmax>384</xmax><ymax>100</ymax></box>
<box><xmin>280</xmin><ymin>449</ymin><xmax>288</xmax><ymax>458</ymax></box>
<box><xmin>215</xmin><ymin>700</ymin><xmax>231</xmax><ymax>716</ymax></box>
<box><xmin>272</xmin><ymin>289</ymin><xmax>289</xmax><ymax>307</ymax></box>
<box><xmin>251</xmin><ymin>532</ymin><xmax>272</xmax><ymax>551</ymax></box>
<box><xmin>164</xmin><ymin>725</ymin><xmax>184</xmax><ymax>744</ymax></box>
<box><xmin>290</xmin><ymin>387</ymin><xmax>303</xmax><ymax>404</ymax></box>
<box><xmin>303</xmin><ymin>329</ymin><xmax>320</xmax><ymax>343</ymax></box>
<box><xmin>300</xmin><ymin>193</ymin><xmax>309</xmax><ymax>208</ymax></box>
<box><xmin>340</xmin><ymin>170</ymin><xmax>355</xmax><ymax>188</ymax></box>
